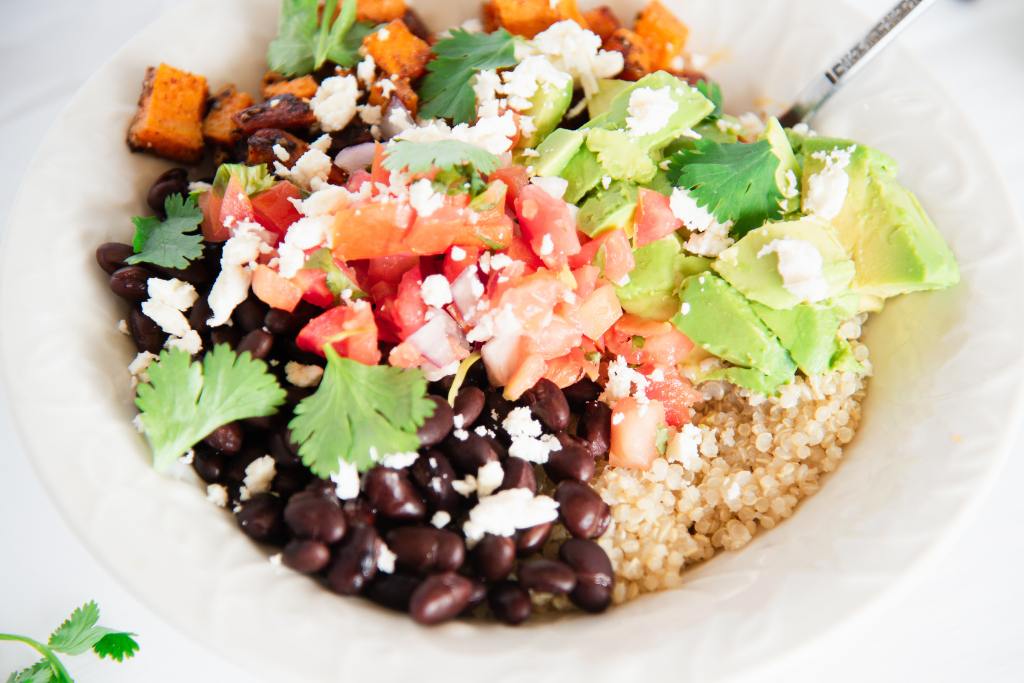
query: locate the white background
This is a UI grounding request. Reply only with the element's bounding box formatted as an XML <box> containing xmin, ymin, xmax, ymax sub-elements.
<box><xmin>0</xmin><ymin>0</ymin><xmax>1021</xmax><ymax>680</ymax></box>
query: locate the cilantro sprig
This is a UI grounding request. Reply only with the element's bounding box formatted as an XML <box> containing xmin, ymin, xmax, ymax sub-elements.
<box><xmin>2</xmin><ymin>601</ymin><xmax>138</xmax><ymax>683</ymax></box>
<box><xmin>695</xmin><ymin>80</ymin><xmax>723</xmax><ymax>120</ymax></box>
<box><xmin>418</xmin><ymin>29</ymin><xmax>518</xmax><ymax>124</ymax></box>
<box><xmin>384</xmin><ymin>140</ymin><xmax>501</xmax><ymax>176</ymax></box>
<box><xmin>289</xmin><ymin>346</ymin><xmax>435</xmax><ymax>476</ymax></box>
<box><xmin>135</xmin><ymin>345</ymin><xmax>287</xmax><ymax>471</ymax></box>
<box><xmin>125</xmin><ymin>194</ymin><xmax>203</xmax><ymax>270</ymax></box>
<box><xmin>267</xmin><ymin>0</ymin><xmax>370</xmax><ymax>77</ymax></box>
<box><xmin>667</xmin><ymin>139</ymin><xmax>784</xmax><ymax>237</ymax></box>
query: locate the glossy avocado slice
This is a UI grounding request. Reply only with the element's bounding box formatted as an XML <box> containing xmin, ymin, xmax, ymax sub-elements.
<box><xmin>616</xmin><ymin>235</ymin><xmax>710</xmax><ymax>321</ymax></box>
<box><xmin>518</xmin><ymin>79</ymin><xmax>574</xmax><ymax>149</ymax></box>
<box><xmin>576</xmin><ymin>181</ymin><xmax>639</xmax><ymax>237</ymax></box>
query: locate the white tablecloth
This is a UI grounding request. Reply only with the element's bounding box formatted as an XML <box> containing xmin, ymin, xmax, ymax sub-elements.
<box><xmin>1</xmin><ymin>1</ymin><xmax>1021</xmax><ymax>680</ymax></box>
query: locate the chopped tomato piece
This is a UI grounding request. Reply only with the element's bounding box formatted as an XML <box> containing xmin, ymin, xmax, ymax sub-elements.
<box><xmin>252</xmin><ymin>264</ymin><xmax>303</xmax><ymax>312</ymax></box>
<box><xmin>514</xmin><ymin>184</ymin><xmax>581</xmax><ymax>269</ymax></box>
<box><xmin>503</xmin><ymin>236</ymin><xmax>544</xmax><ymax>271</ymax></box>
<box><xmin>577</xmin><ymin>284</ymin><xmax>623</xmax><ymax>341</ymax></box>
<box><xmin>504</xmin><ymin>353</ymin><xmax>547</xmax><ymax>401</ymax></box>
<box><xmin>297</xmin><ymin>301</ymin><xmax>381</xmax><ymax>365</ymax></box>
<box><xmin>199</xmin><ymin>191</ymin><xmax>228</xmax><ymax>242</ymax></box>
<box><xmin>370</xmin><ymin>142</ymin><xmax>390</xmax><ymax>186</ymax></box>
<box><xmin>496</xmin><ymin>270</ymin><xmax>572</xmax><ymax>334</ymax></box>
<box><xmin>292</xmin><ymin>268</ymin><xmax>335</xmax><ymax>308</ymax></box>
<box><xmin>218</xmin><ymin>175</ymin><xmax>255</xmax><ymax>230</ymax></box>
<box><xmin>605</xmin><ymin>314</ymin><xmax>694</xmax><ymax>366</ymax></box>
<box><xmin>523</xmin><ymin>313</ymin><xmax>581</xmax><ymax>358</ymax></box>
<box><xmin>635</xmin><ymin>188</ymin><xmax>682</xmax><ymax>247</ymax></box>
<box><xmin>347</xmin><ymin>169</ymin><xmax>373</xmax><ymax>193</ymax></box>
<box><xmin>384</xmin><ymin>266</ymin><xmax>428</xmax><ymax>339</ymax></box>
<box><xmin>252</xmin><ymin>181</ymin><xmax>303</xmax><ymax>239</ymax></box>
<box><xmin>442</xmin><ymin>245</ymin><xmax>482</xmax><ymax>281</ymax></box>
<box><xmin>572</xmin><ymin>265</ymin><xmax>600</xmax><ymax>299</ymax></box>
<box><xmin>642</xmin><ymin>365</ymin><xmax>702</xmax><ymax>427</ymax></box>
<box><xmin>489</xmin><ymin>167</ymin><xmax>529</xmax><ymax>211</ymax></box>
<box><xmin>543</xmin><ymin>348</ymin><xmax>594</xmax><ymax>388</ymax></box>
<box><xmin>601</xmin><ymin>229</ymin><xmax>636</xmax><ymax>285</ymax></box>
<box><xmin>609</xmin><ymin>397</ymin><xmax>666</xmax><ymax>470</ymax></box>
<box><xmin>388</xmin><ymin>340</ymin><xmax>425</xmax><ymax>368</ymax></box>
<box><xmin>568</xmin><ymin>231</ymin><xmax>611</xmax><ymax>270</ymax></box>
<box><xmin>366</xmin><ymin>254</ymin><xmax>420</xmax><ymax>287</ymax></box>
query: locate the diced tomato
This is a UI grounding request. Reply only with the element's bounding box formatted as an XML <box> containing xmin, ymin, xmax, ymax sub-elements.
<box><xmin>504</xmin><ymin>353</ymin><xmax>547</xmax><ymax>401</ymax></box>
<box><xmin>600</xmin><ymin>229</ymin><xmax>636</xmax><ymax>285</ymax></box>
<box><xmin>605</xmin><ymin>314</ymin><xmax>694</xmax><ymax>366</ymax></box>
<box><xmin>386</xmin><ymin>267</ymin><xmax>428</xmax><ymax>339</ymax></box>
<box><xmin>543</xmin><ymin>348</ymin><xmax>591</xmax><ymax>388</ymax></box>
<box><xmin>388</xmin><ymin>340</ymin><xmax>425</xmax><ymax>368</ymax></box>
<box><xmin>514</xmin><ymin>184</ymin><xmax>581</xmax><ymax>270</ymax></box>
<box><xmin>609</xmin><ymin>397</ymin><xmax>666</xmax><ymax>470</ymax></box>
<box><xmin>577</xmin><ymin>284</ymin><xmax>623</xmax><ymax>341</ymax></box>
<box><xmin>642</xmin><ymin>365</ymin><xmax>702</xmax><ymax>427</ymax></box>
<box><xmin>496</xmin><ymin>270</ymin><xmax>572</xmax><ymax>334</ymax></box>
<box><xmin>524</xmin><ymin>313</ymin><xmax>581</xmax><ymax>358</ymax></box>
<box><xmin>292</xmin><ymin>268</ymin><xmax>335</xmax><ymax>308</ymax></box>
<box><xmin>347</xmin><ymin>170</ymin><xmax>373</xmax><ymax>193</ymax></box>
<box><xmin>572</xmin><ymin>265</ymin><xmax>601</xmax><ymax>299</ymax></box>
<box><xmin>252</xmin><ymin>182</ymin><xmax>302</xmax><ymax>239</ymax></box>
<box><xmin>442</xmin><ymin>245</ymin><xmax>482</xmax><ymax>281</ymax></box>
<box><xmin>251</xmin><ymin>264</ymin><xmax>303</xmax><ymax>312</ymax></box>
<box><xmin>199</xmin><ymin>191</ymin><xmax>228</xmax><ymax>242</ymax></box>
<box><xmin>569</xmin><ymin>231</ymin><xmax>613</xmax><ymax>270</ymax></box>
<box><xmin>370</xmin><ymin>142</ymin><xmax>390</xmax><ymax>186</ymax></box>
<box><xmin>489</xmin><ymin>167</ymin><xmax>529</xmax><ymax>211</ymax></box>
<box><xmin>296</xmin><ymin>301</ymin><xmax>381</xmax><ymax>365</ymax></box>
<box><xmin>218</xmin><ymin>176</ymin><xmax>255</xmax><ymax>230</ymax></box>
<box><xmin>635</xmin><ymin>188</ymin><xmax>682</xmax><ymax>247</ymax></box>
<box><xmin>366</xmin><ymin>254</ymin><xmax>420</xmax><ymax>287</ymax></box>
<box><xmin>503</xmin><ymin>236</ymin><xmax>544</xmax><ymax>271</ymax></box>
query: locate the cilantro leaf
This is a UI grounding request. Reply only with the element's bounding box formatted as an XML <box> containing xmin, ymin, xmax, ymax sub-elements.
<box><xmin>212</xmin><ymin>163</ymin><xmax>277</xmax><ymax>196</ymax></box>
<box><xmin>667</xmin><ymin>139</ymin><xmax>783</xmax><ymax>237</ymax></box>
<box><xmin>384</xmin><ymin>140</ymin><xmax>501</xmax><ymax>175</ymax></box>
<box><xmin>327</xmin><ymin>21</ymin><xmax>376</xmax><ymax>67</ymax></box>
<box><xmin>135</xmin><ymin>345</ymin><xmax>287</xmax><ymax>471</ymax></box>
<box><xmin>304</xmin><ymin>248</ymin><xmax>367</xmax><ymax>300</ymax></box>
<box><xmin>7</xmin><ymin>661</ymin><xmax>54</xmax><ymax>683</ymax></box>
<box><xmin>418</xmin><ymin>29</ymin><xmax>518</xmax><ymax>124</ymax></box>
<box><xmin>92</xmin><ymin>633</ymin><xmax>140</xmax><ymax>662</ymax></box>
<box><xmin>47</xmin><ymin>602</ymin><xmax>103</xmax><ymax>656</ymax></box>
<box><xmin>289</xmin><ymin>347</ymin><xmax>435</xmax><ymax>475</ymax></box>
<box><xmin>267</xmin><ymin>0</ymin><xmax>363</xmax><ymax>77</ymax></box>
<box><xmin>125</xmin><ymin>193</ymin><xmax>203</xmax><ymax>269</ymax></box>
<box><xmin>695</xmin><ymin>80</ymin><xmax>723</xmax><ymax>120</ymax></box>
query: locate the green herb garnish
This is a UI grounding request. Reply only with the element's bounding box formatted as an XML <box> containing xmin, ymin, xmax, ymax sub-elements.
<box><xmin>125</xmin><ymin>194</ymin><xmax>203</xmax><ymax>270</ymax></box>
<box><xmin>418</xmin><ymin>29</ymin><xmax>518</xmax><ymax>124</ymax></box>
<box><xmin>384</xmin><ymin>140</ymin><xmax>501</xmax><ymax>176</ymax></box>
<box><xmin>267</xmin><ymin>0</ymin><xmax>368</xmax><ymax>77</ymax></box>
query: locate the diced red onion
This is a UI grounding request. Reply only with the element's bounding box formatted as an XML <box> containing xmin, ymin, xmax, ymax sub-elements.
<box><xmin>334</xmin><ymin>142</ymin><xmax>377</xmax><ymax>173</ymax></box>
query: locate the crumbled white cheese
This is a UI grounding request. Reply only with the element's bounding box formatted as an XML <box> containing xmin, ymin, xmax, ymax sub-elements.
<box><xmin>670</xmin><ymin>187</ymin><xmax>735</xmax><ymax>257</ymax></box>
<box><xmin>272</xmin><ymin>143</ymin><xmax>290</xmax><ymax>163</ymax></box>
<box><xmin>500</xmin><ymin>55</ymin><xmax>572</xmax><ymax>112</ymax></box>
<box><xmin>240</xmin><ymin>455</ymin><xmax>276</xmax><ymax>501</ymax></box>
<box><xmin>601</xmin><ymin>175</ymin><xmax>612</xmax><ymax>190</ymax></box>
<box><xmin>502</xmin><ymin>407</ymin><xmax>562</xmax><ymax>463</ymax></box>
<box><xmin>529</xmin><ymin>21</ymin><xmax>624</xmax><ymax>100</ymax></box>
<box><xmin>685</xmin><ymin>222</ymin><xmax>734</xmax><ymax>257</ymax></box>
<box><xmin>805</xmin><ymin>146</ymin><xmax>855</xmax><ymax>219</ymax></box>
<box><xmin>275</xmin><ymin>139</ymin><xmax>334</xmax><ymax>191</ymax></box>
<box><xmin>276</xmin><ymin>215</ymin><xmax>333</xmax><ymax>278</ymax></box>
<box><xmin>530</xmin><ymin>175</ymin><xmax>569</xmax><ymax>200</ymax></box>
<box><xmin>462</xmin><ymin>488</ymin><xmax>560</xmax><ymax>546</ymax></box>
<box><xmin>476</xmin><ymin>460</ymin><xmax>505</xmax><ymax>497</ymax></box>
<box><xmin>188</xmin><ymin>180</ymin><xmax>212</xmax><ymax>194</ymax></box>
<box><xmin>141</xmin><ymin>277</ymin><xmax>197</xmax><ymax>339</ymax></box>
<box><xmin>791</xmin><ymin>122</ymin><xmax>817</xmax><ymax>137</ymax></box>
<box><xmin>206</xmin><ymin>483</ymin><xmax>229</xmax><ymax>508</ymax></box>
<box><xmin>431</xmin><ymin>510</ymin><xmax>452</xmax><ymax>528</ymax></box>
<box><xmin>377</xmin><ymin>543</ymin><xmax>397</xmax><ymax>573</ymax></box>
<box><xmin>164</xmin><ymin>329</ymin><xmax>202</xmax><ymax>355</ymax></box>
<box><xmin>358</xmin><ymin>104</ymin><xmax>383</xmax><ymax>126</ymax></box>
<box><xmin>380</xmin><ymin>452</ymin><xmax>419</xmax><ymax>469</ymax></box>
<box><xmin>738</xmin><ymin>112</ymin><xmax>766</xmax><ymax>137</ymax></box>
<box><xmin>539</xmin><ymin>233</ymin><xmax>554</xmax><ymax>256</ymax></box>
<box><xmin>331</xmin><ymin>460</ymin><xmax>361</xmax><ymax>500</ymax></box>
<box><xmin>207</xmin><ymin>222</ymin><xmax>269</xmax><ymax>326</ymax></box>
<box><xmin>311</xmin><ymin>75</ymin><xmax>360</xmax><ymax>133</ymax></box>
<box><xmin>489</xmin><ymin>253</ymin><xmax>512</xmax><ymax>271</ymax></box>
<box><xmin>604</xmin><ymin>355</ymin><xmax>650</xmax><ymax>403</ymax></box>
<box><xmin>128</xmin><ymin>351</ymin><xmax>158</xmax><ymax>386</ymax></box>
<box><xmin>450</xmin><ymin>246</ymin><xmax>467</xmax><ymax>262</ymax></box>
<box><xmin>285</xmin><ymin>361</ymin><xmax>324</xmax><ymax>388</ymax></box>
<box><xmin>420</xmin><ymin>274</ymin><xmax>453</xmax><ymax>308</ymax></box>
<box><xmin>783</xmin><ymin>169</ymin><xmax>800</xmax><ymax>200</ymax></box>
<box><xmin>408</xmin><ymin>178</ymin><xmax>445</xmax><ymax>218</ymax></box>
<box><xmin>474</xmin><ymin>69</ymin><xmax>503</xmax><ymax>119</ymax></box>
<box><xmin>666</xmin><ymin>423</ymin><xmax>703</xmax><ymax>472</ymax></box>
<box><xmin>396</xmin><ymin>111</ymin><xmax>519</xmax><ymax>156</ymax></box>
<box><xmin>626</xmin><ymin>87</ymin><xmax>678</xmax><ymax>137</ymax></box>
<box><xmin>757</xmin><ymin>238</ymin><xmax>829</xmax><ymax>303</ymax></box>
<box><xmin>356</xmin><ymin>55</ymin><xmax>376</xmax><ymax>87</ymax></box>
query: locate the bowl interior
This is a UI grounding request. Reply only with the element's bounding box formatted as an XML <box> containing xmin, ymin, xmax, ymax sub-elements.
<box><xmin>2</xmin><ymin>0</ymin><xmax>1022</xmax><ymax>681</ymax></box>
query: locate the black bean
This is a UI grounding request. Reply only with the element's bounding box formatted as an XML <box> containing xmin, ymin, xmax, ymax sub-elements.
<box><xmin>518</xmin><ymin>558</ymin><xmax>577</xmax><ymax>594</ymax></box>
<box><xmin>471</xmin><ymin>534</ymin><xmax>516</xmax><ymax>582</ymax></box>
<box><xmin>192</xmin><ymin>447</ymin><xmax>224</xmax><ymax>483</ymax></box>
<box><xmin>342</xmin><ymin>499</ymin><xmax>376</xmax><ymax>527</ymax></box>
<box><xmin>204</xmin><ymin>422</ymin><xmax>243</xmax><ymax>454</ymax></box>
<box><xmin>464</xmin><ymin>579</ymin><xmax>487</xmax><ymax>614</ymax></box>
<box><xmin>237</xmin><ymin>329</ymin><xmax>274</xmax><ymax>360</ymax></box>
<box><xmin>264</xmin><ymin>308</ymin><xmax>301</xmax><ymax>335</ymax></box>
<box><xmin>234</xmin><ymin>296</ymin><xmax>268</xmax><ymax>332</ymax></box>
<box><xmin>443</xmin><ymin>433</ymin><xmax>499</xmax><ymax>475</ymax></box>
<box><xmin>109</xmin><ymin>266</ymin><xmax>151</xmax><ymax>302</ymax></box>
<box><xmin>284</xmin><ymin>491</ymin><xmax>347</xmax><ymax>543</ymax></box>
<box><xmin>306</xmin><ymin>478</ymin><xmax>338</xmax><ymax>499</ymax></box>
<box><xmin>272</xmin><ymin>465</ymin><xmax>311</xmax><ymax>498</ymax></box>
<box><xmin>210</xmin><ymin>326</ymin><xmax>240</xmax><ymax>348</ymax></box>
<box><xmin>410</xmin><ymin>450</ymin><xmax>459</xmax><ymax>512</ymax></box>
<box><xmin>578</xmin><ymin>401</ymin><xmax>612</xmax><ymax>459</ymax></box>
<box><xmin>409</xmin><ymin>572</ymin><xmax>474</xmax><ymax>625</ymax></box>
<box><xmin>147</xmin><ymin>168</ymin><xmax>189</xmax><ymax>215</ymax></box>
<box><xmin>242</xmin><ymin>415</ymin><xmax>275</xmax><ymax>431</ymax></box>
<box><xmin>364</xmin><ymin>467</ymin><xmax>427</xmax><ymax>521</ymax></box>
<box><xmin>149</xmin><ymin>258</ymin><xmax>214</xmax><ymax>287</ymax></box>
<box><xmin>522</xmin><ymin>379</ymin><xmax>570</xmax><ymax>432</ymax></box>
<box><xmin>128</xmin><ymin>306</ymin><xmax>164</xmax><ymax>354</ymax></box>
<box><xmin>417</xmin><ymin>396</ymin><xmax>454</xmax><ymax>447</ymax></box>
<box><xmin>563</xmin><ymin>378</ymin><xmax>602</xmax><ymax>409</ymax></box>
<box><xmin>559</xmin><ymin>538</ymin><xmax>614</xmax><ymax>613</ymax></box>
<box><xmin>365</xmin><ymin>573</ymin><xmax>422</xmax><ymax>612</ymax></box>
<box><xmin>96</xmin><ymin>242</ymin><xmax>134</xmax><ymax>275</ymax></box>
<box><xmin>488</xmin><ymin>581</ymin><xmax>532</xmax><ymax>625</ymax></box>
<box><xmin>516</xmin><ymin>522</ymin><xmax>552</xmax><ymax>556</ymax></box>
<box><xmin>269</xmin><ymin>428</ymin><xmax>301</xmax><ymax>467</ymax></box>
<box><xmin>452</xmin><ymin>386</ymin><xmax>485</xmax><ymax>428</ymax></box>
<box><xmin>544</xmin><ymin>437</ymin><xmax>595</xmax><ymax>484</ymax></box>
<box><xmin>326</xmin><ymin>525</ymin><xmax>380</xmax><ymax>595</ymax></box>
<box><xmin>484</xmin><ymin>391</ymin><xmax>514</xmax><ymax>426</ymax></box>
<box><xmin>555</xmin><ymin>481</ymin><xmax>610</xmax><ymax>539</ymax></box>
<box><xmin>281</xmin><ymin>539</ymin><xmax>330</xmax><ymax>574</ymax></box>
<box><xmin>222</xmin><ymin>448</ymin><xmax>262</xmax><ymax>487</ymax></box>
<box><xmin>498</xmin><ymin>457</ymin><xmax>537</xmax><ymax>495</ymax></box>
<box><xmin>386</xmin><ymin>527</ymin><xmax>465</xmax><ymax>575</ymax></box>
<box><xmin>235</xmin><ymin>493</ymin><xmax>285</xmax><ymax>544</ymax></box>
<box><xmin>188</xmin><ymin>296</ymin><xmax>212</xmax><ymax>337</ymax></box>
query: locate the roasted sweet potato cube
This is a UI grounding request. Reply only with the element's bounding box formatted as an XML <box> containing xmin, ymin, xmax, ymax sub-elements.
<box><xmin>583</xmin><ymin>6</ymin><xmax>622</xmax><ymax>43</ymax></box>
<box><xmin>357</xmin><ymin>0</ymin><xmax>407</xmax><ymax>23</ymax></box>
<box><xmin>202</xmin><ymin>85</ymin><xmax>254</xmax><ymax>146</ymax></box>
<box><xmin>482</xmin><ymin>1</ymin><xmax>500</xmax><ymax>32</ymax></box>
<box><xmin>604</xmin><ymin>29</ymin><xmax>651</xmax><ymax>81</ymax></box>
<box><xmin>246</xmin><ymin>129</ymin><xmax>346</xmax><ymax>185</ymax></box>
<box><xmin>368</xmin><ymin>76</ymin><xmax>419</xmax><ymax>117</ymax></box>
<box><xmin>233</xmin><ymin>93</ymin><xmax>315</xmax><ymax>135</ymax></box>
<box><xmin>262</xmin><ymin>73</ymin><xmax>319</xmax><ymax>100</ymax></box>
<box><xmin>634</xmin><ymin>0</ymin><xmax>689</xmax><ymax>72</ymax></box>
<box><xmin>362</xmin><ymin>20</ymin><xmax>432</xmax><ymax>80</ymax></box>
<box><xmin>127</xmin><ymin>63</ymin><xmax>208</xmax><ymax>164</ymax></box>
<box><xmin>490</xmin><ymin>0</ymin><xmax>587</xmax><ymax>38</ymax></box>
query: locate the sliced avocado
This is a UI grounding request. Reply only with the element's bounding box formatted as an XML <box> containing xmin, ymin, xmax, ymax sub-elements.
<box><xmin>801</xmin><ymin>137</ymin><xmax>959</xmax><ymax>298</ymax></box>
<box><xmin>561</xmin><ymin>146</ymin><xmax>604</xmax><ymax>204</ymax></box>
<box><xmin>644</xmin><ymin>169</ymin><xmax>674</xmax><ymax>197</ymax></box>
<box><xmin>615</xmin><ymin>235</ymin><xmax>710</xmax><ymax>320</ymax></box>
<box><xmin>672</xmin><ymin>273</ymin><xmax>797</xmax><ymax>391</ymax></box>
<box><xmin>705</xmin><ymin>367</ymin><xmax>789</xmax><ymax>396</ymax></box>
<box><xmin>519</xmin><ymin>79</ymin><xmax>574</xmax><ymax>149</ymax></box>
<box><xmin>588</xmin><ymin>78</ymin><xmax>632</xmax><ymax>119</ymax></box>
<box><xmin>586</xmin><ymin>129</ymin><xmax>658</xmax><ymax>183</ymax></box>
<box><xmin>762</xmin><ymin>117</ymin><xmax>801</xmax><ymax>214</ymax></box>
<box><xmin>577</xmin><ymin>181</ymin><xmax>638</xmax><ymax>237</ymax></box>
<box><xmin>534</xmin><ymin>128</ymin><xmax>585</xmax><ymax>178</ymax></box>
<box><xmin>712</xmin><ymin>217</ymin><xmax>855</xmax><ymax>310</ymax></box>
<box><xmin>751</xmin><ymin>301</ymin><xmax>841</xmax><ymax>376</ymax></box>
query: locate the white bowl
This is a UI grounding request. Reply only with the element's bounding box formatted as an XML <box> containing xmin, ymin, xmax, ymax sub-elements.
<box><xmin>2</xmin><ymin>0</ymin><xmax>1022</xmax><ymax>681</ymax></box>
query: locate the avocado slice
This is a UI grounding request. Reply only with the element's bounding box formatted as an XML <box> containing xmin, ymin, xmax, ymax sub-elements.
<box><xmin>644</xmin><ymin>169</ymin><xmax>675</xmax><ymax>197</ymax></box>
<box><xmin>560</xmin><ymin>147</ymin><xmax>605</xmax><ymax>204</ymax></box>
<box><xmin>801</xmin><ymin>137</ymin><xmax>959</xmax><ymax>298</ymax></box>
<box><xmin>616</xmin><ymin>235</ymin><xmax>710</xmax><ymax>320</ymax></box>
<box><xmin>672</xmin><ymin>273</ymin><xmax>797</xmax><ymax>392</ymax></box>
<box><xmin>586</xmin><ymin>129</ymin><xmax>658</xmax><ymax>183</ymax></box>
<box><xmin>588</xmin><ymin>78</ymin><xmax>632</xmax><ymax>119</ymax></box>
<box><xmin>518</xmin><ymin>79</ymin><xmax>574</xmax><ymax>149</ymax></box>
<box><xmin>577</xmin><ymin>181</ymin><xmax>638</xmax><ymax>237</ymax></box>
<box><xmin>712</xmin><ymin>217</ymin><xmax>855</xmax><ymax>310</ymax></box>
<box><xmin>534</xmin><ymin>128</ymin><xmax>585</xmax><ymax>178</ymax></box>
<box><xmin>751</xmin><ymin>301</ymin><xmax>841</xmax><ymax>376</ymax></box>
<box><xmin>762</xmin><ymin>117</ymin><xmax>801</xmax><ymax>214</ymax></box>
